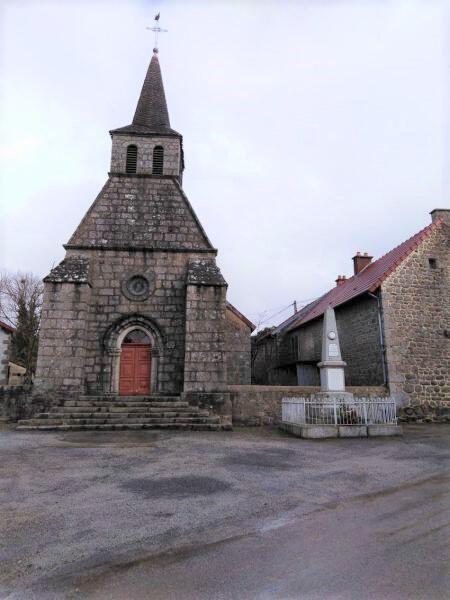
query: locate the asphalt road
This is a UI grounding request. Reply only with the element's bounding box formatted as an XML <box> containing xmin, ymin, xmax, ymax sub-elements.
<box><xmin>1</xmin><ymin>424</ymin><xmax>449</xmax><ymax>599</ymax></box>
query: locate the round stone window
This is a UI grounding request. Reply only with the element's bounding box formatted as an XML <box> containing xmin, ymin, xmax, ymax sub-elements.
<box><xmin>122</xmin><ymin>273</ymin><xmax>152</xmax><ymax>301</ymax></box>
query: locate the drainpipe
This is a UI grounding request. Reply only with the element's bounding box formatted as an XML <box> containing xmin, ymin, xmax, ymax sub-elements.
<box><xmin>368</xmin><ymin>290</ymin><xmax>388</xmax><ymax>387</ymax></box>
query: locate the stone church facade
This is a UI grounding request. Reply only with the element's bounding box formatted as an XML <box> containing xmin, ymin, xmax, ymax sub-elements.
<box><xmin>35</xmin><ymin>50</ymin><xmax>254</xmax><ymax>402</ymax></box>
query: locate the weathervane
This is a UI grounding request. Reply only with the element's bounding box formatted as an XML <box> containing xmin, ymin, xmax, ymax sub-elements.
<box><xmin>146</xmin><ymin>13</ymin><xmax>167</xmax><ymax>53</ymax></box>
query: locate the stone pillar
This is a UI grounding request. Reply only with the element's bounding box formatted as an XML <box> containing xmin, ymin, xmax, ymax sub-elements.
<box><xmin>184</xmin><ymin>284</ymin><xmax>227</xmax><ymax>392</ymax></box>
<box><xmin>182</xmin><ymin>259</ymin><xmax>231</xmax><ymax>427</ymax></box>
<box><xmin>35</xmin><ymin>258</ymin><xmax>91</xmax><ymax>393</ymax></box>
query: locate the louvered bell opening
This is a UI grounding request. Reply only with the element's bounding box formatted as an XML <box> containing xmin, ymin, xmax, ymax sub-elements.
<box><xmin>152</xmin><ymin>146</ymin><xmax>164</xmax><ymax>175</ymax></box>
<box><xmin>125</xmin><ymin>145</ymin><xmax>138</xmax><ymax>174</ymax></box>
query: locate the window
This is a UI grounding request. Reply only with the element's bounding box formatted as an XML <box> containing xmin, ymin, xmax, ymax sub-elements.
<box><xmin>428</xmin><ymin>258</ymin><xmax>438</xmax><ymax>269</ymax></box>
<box><xmin>123</xmin><ymin>329</ymin><xmax>151</xmax><ymax>344</ymax></box>
<box><xmin>125</xmin><ymin>145</ymin><xmax>138</xmax><ymax>174</ymax></box>
<box><xmin>152</xmin><ymin>146</ymin><xmax>164</xmax><ymax>175</ymax></box>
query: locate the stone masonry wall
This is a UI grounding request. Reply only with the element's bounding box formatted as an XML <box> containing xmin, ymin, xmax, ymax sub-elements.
<box><xmin>71</xmin><ymin>249</ymin><xmax>217</xmax><ymax>394</ymax></box>
<box><xmin>0</xmin><ymin>386</ymin><xmax>53</xmax><ymax>422</ymax></box>
<box><xmin>255</xmin><ymin>295</ymin><xmax>384</xmax><ymax>387</ymax></box>
<box><xmin>67</xmin><ymin>177</ymin><xmax>210</xmax><ymax>251</ymax></box>
<box><xmin>184</xmin><ymin>284</ymin><xmax>227</xmax><ymax>392</ymax></box>
<box><xmin>336</xmin><ymin>296</ymin><xmax>385</xmax><ymax>385</ymax></box>
<box><xmin>35</xmin><ymin>282</ymin><xmax>91</xmax><ymax>390</ymax></box>
<box><xmin>381</xmin><ymin>221</ymin><xmax>450</xmax><ymax>405</ymax></box>
<box><xmin>110</xmin><ymin>135</ymin><xmax>181</xmax><ymax>177</ymax></box>
<box><xmin>292</xmin><ymin>296</ymin><xmax>384</xmax><ymax>385</ymax></box>
<box><xmin>229</xmin><ymin>385</ymin><xmax>388</xmax><ymax>426</ymax></box>
<box><xmin>225</xmin><ymin>308</ymin><xmax>252</xmax><ymax>385</ymax></box>
<box><xmin>0</xmin><ymin>329</ymin><xmax>10</xmax><ymax>385</ymax></box>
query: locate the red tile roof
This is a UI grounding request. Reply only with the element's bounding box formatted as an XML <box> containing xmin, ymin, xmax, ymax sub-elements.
<box><xmin>0</xmin><ymin>320</ymin><xmax>15</xmax><ymax>334</ymax></box>
<box><xmin>288</xmin><ymin>218</ymin><xmax>444</xmax><ymax>331</ymax></box>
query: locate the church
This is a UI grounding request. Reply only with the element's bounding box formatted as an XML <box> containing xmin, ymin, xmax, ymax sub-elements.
<box><xmin>34</xmin><ymin>46</ymin><xmax>254</xmax><ymax>423</ymax></box>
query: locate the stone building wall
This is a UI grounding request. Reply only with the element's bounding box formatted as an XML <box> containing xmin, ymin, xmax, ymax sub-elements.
<box><xmin>35</xmin><ymin>249</ymin><xmax>249</xmax><ymax>397</ymax></box>
<box><xmin>84</xmin><ymin>250</ymin><xmax>204</xmax><ymax>394</ymax></box>
<box><xmin>253</xmin><ymin>295</ymin><xmax>384</xmax><ymax>387</ymax></box>
<box><xmin>36</xmin><ymin>281</ymin><xmax>91</xmax><ymax>390</ymax></box>
<box><xmin>225</xmin><ymin>308</ymin><xmax>252</xmax><ymax>384</ymax></box>
<box><xmin>110</xmin><ymin>135</ymin><xmax>181</xmax><ymax>177</ymax></box>
<box><xmin>335</xmin><ymin>296</ymin><xmax>385</xmax><ymax>385</ymax></box>
<box><xmin>37</xmin><ymin>250</ymin><xmax>221</xmax><ymax>395</ymax></box>
<box><xmin>0</xmin><ymin>329</ymin><xmax>10</xmax><ymax>385</ymax></box>
<box><xmin>381</xmin><ymin>221</ymin><xmax>450</xmax><ymax>405</ymax></box>
<box><xmin>184</xmin><ymin>284</ymin><xmax>227</xmax><ymax>392</ymax></box>
<box><xmin>292</xmin><ymin>297</ymin><xmax>383</xmax><ymax>386</ymax></box>
<box><xmin>67</xmin><ymin>178</ymin><xmax>209</xmax><ymax>251</ymax></box>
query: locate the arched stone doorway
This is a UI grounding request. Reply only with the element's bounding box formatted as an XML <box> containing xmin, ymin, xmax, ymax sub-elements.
<box><xmin>103</xmin><ymin>316</ymin><xmax>164</xmax><ymax>395</ymax></box>
<box><xmin>119</xmin><ymin>329</ymin><xmax>152</xmax><ymax>396</ymax></box>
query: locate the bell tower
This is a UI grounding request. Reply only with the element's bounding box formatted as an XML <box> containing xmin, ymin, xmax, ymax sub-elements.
<box><xmin>109</xmin><ymin>49</ymin><xmax>184</xmax><ymax>181</ymax></box>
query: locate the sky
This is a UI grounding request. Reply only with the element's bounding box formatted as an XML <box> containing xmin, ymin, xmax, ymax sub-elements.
<box><xmin>0</xmin><ymin>0</ymin><xmax>448</xmax><ymax>329</ymax></box>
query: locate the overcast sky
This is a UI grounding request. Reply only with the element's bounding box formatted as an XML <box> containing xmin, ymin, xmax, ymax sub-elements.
<box><xmin>0</xmin><ymin>0</ymin><xmax>448</xmax><ymax>328</ymax></box>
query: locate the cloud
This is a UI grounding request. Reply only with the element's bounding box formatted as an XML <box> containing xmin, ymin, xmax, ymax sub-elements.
<box><xmin>1</xmin><ymin>0</ymin><xmax>447</xmax><ymax>326</ymax></box>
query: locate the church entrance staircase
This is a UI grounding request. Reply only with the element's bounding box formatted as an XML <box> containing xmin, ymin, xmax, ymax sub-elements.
<box><xmin>16</xmin><ymin>395</ymin><xmax>222</xmax><ymax>431</ymax></box>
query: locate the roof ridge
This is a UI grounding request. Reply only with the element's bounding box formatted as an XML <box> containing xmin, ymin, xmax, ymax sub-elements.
<box><xmin>284</xmin><ymin>216</ymin><xmax>443</xmax><ymax>332</ymax></box>
<box><xmin>371</xmin><ymin>218</ymin><xmax>437</xmax><ymax>268</ymax></box>
<box><xmin>367</xmin><ymin>218</ymin><xmax>440</xmax><ymax>292</ymax></box>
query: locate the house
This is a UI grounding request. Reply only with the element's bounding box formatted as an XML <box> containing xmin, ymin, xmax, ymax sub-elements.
<box><xmin>253</xmin><ymin>209</ymin><xmax>450</xmax><ymax>406</ymax></box>
<box><xmin>0</xmin><ymin>321</ymin><xmax>14</xmax><ymax>386</ymax></box>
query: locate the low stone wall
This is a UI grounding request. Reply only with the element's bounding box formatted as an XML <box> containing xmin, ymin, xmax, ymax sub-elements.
<box><xmin>0</xmin><ymin>386</ymin><xmax>53</xmax><ymax>422</ymax></box>
<box><xmin>397</xmin><ymin>401</ymin><xmax>450</xmax><ymax>424</ymax></box>
<box><xmin>228</xmin><ymin>385</ymin><xmax>388</xmax><ymax>426</ymax></box>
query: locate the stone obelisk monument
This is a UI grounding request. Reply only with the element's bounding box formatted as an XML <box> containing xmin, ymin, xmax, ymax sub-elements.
<box><xmin>317</xmin><ymin>307</ymin><xmax>353</xmax><ymax>401</ymax></box>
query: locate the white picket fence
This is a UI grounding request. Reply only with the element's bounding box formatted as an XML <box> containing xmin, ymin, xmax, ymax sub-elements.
<box><xmin>282</xmin><ymin>397</ymin><xmax>397</xmax><ymax>426</ymax></box>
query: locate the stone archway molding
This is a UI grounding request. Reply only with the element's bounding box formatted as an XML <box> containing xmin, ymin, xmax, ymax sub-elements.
<box><xmin>102</xmin><ymin>314</ymin><xmax>165</xmax><ymax>395</ymax></box>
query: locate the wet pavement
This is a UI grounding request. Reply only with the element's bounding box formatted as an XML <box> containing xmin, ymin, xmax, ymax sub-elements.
<box><xmin>1</xmin><ymin>424</ymin><xmax>449</xmax><ymax>599</ymax></box>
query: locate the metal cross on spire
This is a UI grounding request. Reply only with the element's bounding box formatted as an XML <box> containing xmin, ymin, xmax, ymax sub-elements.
<box><xmin>146</xmin><ymin>12</ymin><xmax>168</xmax><ymax>54</ymax></box>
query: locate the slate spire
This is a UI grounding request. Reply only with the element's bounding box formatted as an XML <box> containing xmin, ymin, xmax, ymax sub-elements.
<box><xmin>132</xmin><ymin>51</ymin><xmax>171</xmax><ymax>131</ymax></box>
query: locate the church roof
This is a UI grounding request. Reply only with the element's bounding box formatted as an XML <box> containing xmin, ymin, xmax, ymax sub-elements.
<box><xmin>110</xmin><ymin>53</ymin><xmax>180</xmax><ymax>137</ymax></box>
<box><xmin>65</xmin><ymin>178</ymin><xmax>215</xmax><ymax>252</ymax></box>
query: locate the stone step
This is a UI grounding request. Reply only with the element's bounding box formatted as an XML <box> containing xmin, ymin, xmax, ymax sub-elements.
<box><xmin>16</xmin><ymin>423</ymin><xmax>222</xmax><ymax>432</ymax></box>
<box><xmin>51</xmin><ymin>405</ymin><xmax>191</xmax><ymax>414</ymax></box>
<box><xmin>35</xmin><ymin>410</ymin><xmax>210</xmax><ymax>419</ymax></box>
<box><xmin>57</xmin><ymin>402</ymin><xmax>191</xmax><ymax>411</ymax></box>
<box><xmin>19</xmin><ymin>416</ymin><xmax>220</xmax><ymax>426</ymax></box>
<box><xmin>78</xmin><ymin>396</ymin><xmax>181</xmax><ymax>402</ymax></box>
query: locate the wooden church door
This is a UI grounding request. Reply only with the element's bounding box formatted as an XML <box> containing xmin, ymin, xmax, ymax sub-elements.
<box><xmin>119</xmin><ymin>330</ymin><xmax>151</xmax><ymax>396</ymax></box>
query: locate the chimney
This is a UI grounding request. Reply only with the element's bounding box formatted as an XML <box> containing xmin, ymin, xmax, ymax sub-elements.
<box><xmin>430</xmin><ymin>208</ymin><xmax>450</xmax><ymax>226</ymax></box>
<box><xmin>335</xmin><ymin>275</ymin><xmax>347</xmax><ymax>287</ymax></box>
<box><xmin>352</xmin><ymin>251</ymin><xmax>372</xmax><ymax>275</ymax></box>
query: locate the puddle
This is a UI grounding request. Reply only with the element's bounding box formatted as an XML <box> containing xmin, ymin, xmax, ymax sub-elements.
<box><xmin>122</xmin><ymin>476</ymin><xmax>231</xmax><ymax>498</ymax></box>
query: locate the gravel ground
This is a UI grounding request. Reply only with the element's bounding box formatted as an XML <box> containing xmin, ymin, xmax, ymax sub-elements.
<box><xmin>0</xmin><ymin>424</ymin><xmax>449</xmax><ymax>599</ymax></box>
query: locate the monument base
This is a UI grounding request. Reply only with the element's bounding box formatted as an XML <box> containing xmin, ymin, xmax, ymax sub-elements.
<box><xmin>317</xmin><ymin>360</ymin><xmax>347</xmax><ymax>392</ymax></box>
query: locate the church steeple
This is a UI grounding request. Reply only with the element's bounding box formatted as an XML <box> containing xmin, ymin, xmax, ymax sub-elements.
<box><xmin>110</xmin><ymin>50</ymin><xmax>180</xmax><ymax>137</ymax></box>
<box><xmin>109</xmin><ymin>49</ymin><xmax>183</xmax><ymax>178</ymax></box>
<box><xmin>132</xmin><ymin>51</ymin><xmax>171</xmax><ymax>131</ymax></box>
